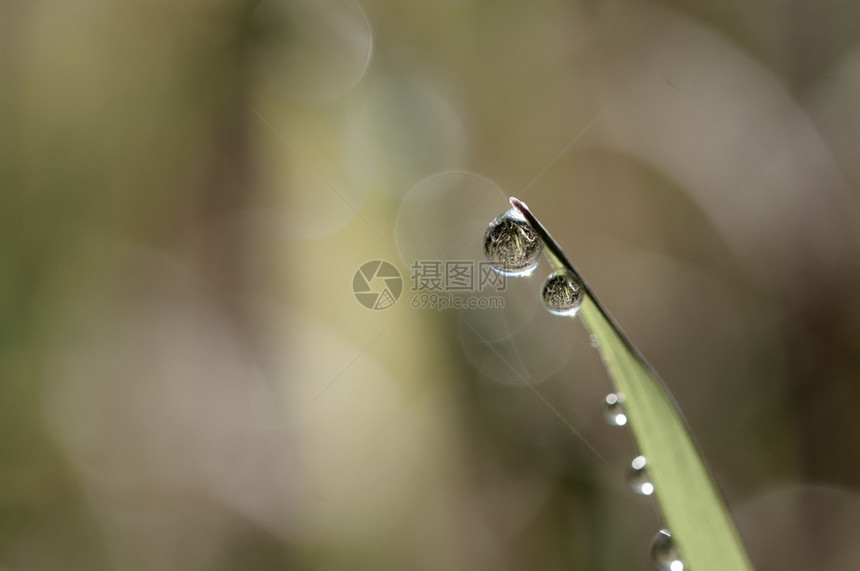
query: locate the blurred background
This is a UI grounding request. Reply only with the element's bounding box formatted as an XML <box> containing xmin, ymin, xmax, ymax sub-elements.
<box><xmin>2</xmin><ymin>0</ymin><xmax>860</xmax><ymax>569</ymax></box>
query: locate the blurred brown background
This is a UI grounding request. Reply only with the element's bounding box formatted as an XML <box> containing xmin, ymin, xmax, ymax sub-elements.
<box><xmin>2</xmin><ymin>0</ymin><xmax>860</xmax><ymax>569</ymax></box>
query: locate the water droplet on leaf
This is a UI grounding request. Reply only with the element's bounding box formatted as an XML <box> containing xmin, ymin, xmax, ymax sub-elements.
<box><xmin>651</xmin><ymin>529</ymin><xmax>684</xmax><ymax>571</ymax></box>
<box><xmin>541</xmin><ymin>270</ymin><xmax>583</xmax><ymax>316</ymax></box>
<box><xmin>483</xmin><ymin>209</ymin><xmax>543</xmax><ymax>277</ymax></box>
<box><xmin>602</xmin><ymin>393</ymin><xmax>627</xmax><ymax>426</ymax></box>
<box><xmin>626</xmin><ymin>455</ymin><xmax>654</xmax><ymax>495</ymax></box>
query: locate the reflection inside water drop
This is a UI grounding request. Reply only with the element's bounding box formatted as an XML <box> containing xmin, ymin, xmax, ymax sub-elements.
<box><xmin>541</xmin><ymin>270</ymin><xmax>584</xmax><ymax>316</ymax></box>
<box><xmin>482</xmin><ymin>208</ymin><xmax>543</xmax><ymax>277</ymax></box>
<box><xmin>602</xmin><ymin>393</ymin><xmax>627</xmax><ymax>426</ymax></box>
<box><xmin>651</xmin><ymin>529</ymin><xmax>684</xmax><ymax>571</ymax></box>
<box><xmin>626</xmin><ymin>455</ymin><xmax>654</xmax><ymax>495</ymax></box>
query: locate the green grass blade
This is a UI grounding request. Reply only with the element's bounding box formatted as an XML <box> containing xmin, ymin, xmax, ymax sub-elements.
<box><xmin>510</xmin><ymin>197</ymin><xmax>753</xmax><ymax>571</ymax></box>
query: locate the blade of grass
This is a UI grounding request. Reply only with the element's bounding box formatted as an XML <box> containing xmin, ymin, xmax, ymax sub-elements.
<box><xmin>510</xmin><ymin>197</ymin><xmax>753</xmax><ymax>571</ymax></box>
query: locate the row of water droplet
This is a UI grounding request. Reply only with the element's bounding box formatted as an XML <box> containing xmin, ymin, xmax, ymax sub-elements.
<box><xmin>605</xmin><ymin>398</ymin><xmax>683</xmax><ymax>569</ymax></box>
<box><xmin>484</xmin><ymin>208</ymin><xmax>685</xmax><ymax>571</ymax></box>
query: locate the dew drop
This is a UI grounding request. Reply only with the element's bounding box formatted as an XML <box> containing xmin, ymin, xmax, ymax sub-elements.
<box><xmin>626</xmin><ymin>455</ymin><xmax>654</xmax><ymax>495</ymax></box>
<box><xmin>650</xmin><ymin>529</ymin><xmax>684</xmax><ymax>571</ymax></box>
<box><xmin>541</xmin><ymin>270</ymin><xmax>583</xmax><ymax>316</ymax></box>
<box><xmin>482</xmin><ymin>209</ymin><xmax>543</xmax><ymax>277</ymax></box>
<box><xmin>602</xmin><ymin>393</ymin><xmax>627</xmax><ymax>426</ymax></box>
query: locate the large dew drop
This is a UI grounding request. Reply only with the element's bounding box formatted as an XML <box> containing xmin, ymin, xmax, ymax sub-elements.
<box><xmin>650</xmin><ymin>529</ymin><xmax>684</xmax><ymax>571</ymax></box>
<box><xmin>626</xmin><ymin>455</ymin><xmax>655</xmax><ymax>495</ymax></box>
<box><xmin>602</xmin><ymin>393</ymin><xmax>627</xmax><ymax>426</ymax></box>
<box><xmin>541</xmin><ymin>270</ymin><xmax>583</xmax><ymax>316</ymax></box>
<box><xmin>483</xmin><ymin>208</ymin><xmax>543</xmax><ymax>277</ymax></box>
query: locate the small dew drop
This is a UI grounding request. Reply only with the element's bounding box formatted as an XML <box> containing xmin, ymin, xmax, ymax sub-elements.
<box><xmin>602</xmin><ymin>393</ymin><xmax>627</xmax><ymax>426</ymax></box>
<box><xmin>482</xmin><ymin>208</ymin><xmax>543</xmax><ymax>277</ymax></box>
<box><xmin>626</xmin><ymin>455</ymin><xmax>654</xmax><ymax>495</ymax></box>
<box><xmin>589</xmin><ymin>334</ymin><xmax>600</xmax><ymax>348</ymax></box>
<box><xmin>541</xmin><ymin>270</ymin><xmax>583</xmax><ymax>316</ymax></box>
<box><xmin>650</xmin><ymin>529</ymin><xmax>684</xmax><ymax>571</ymax></box>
